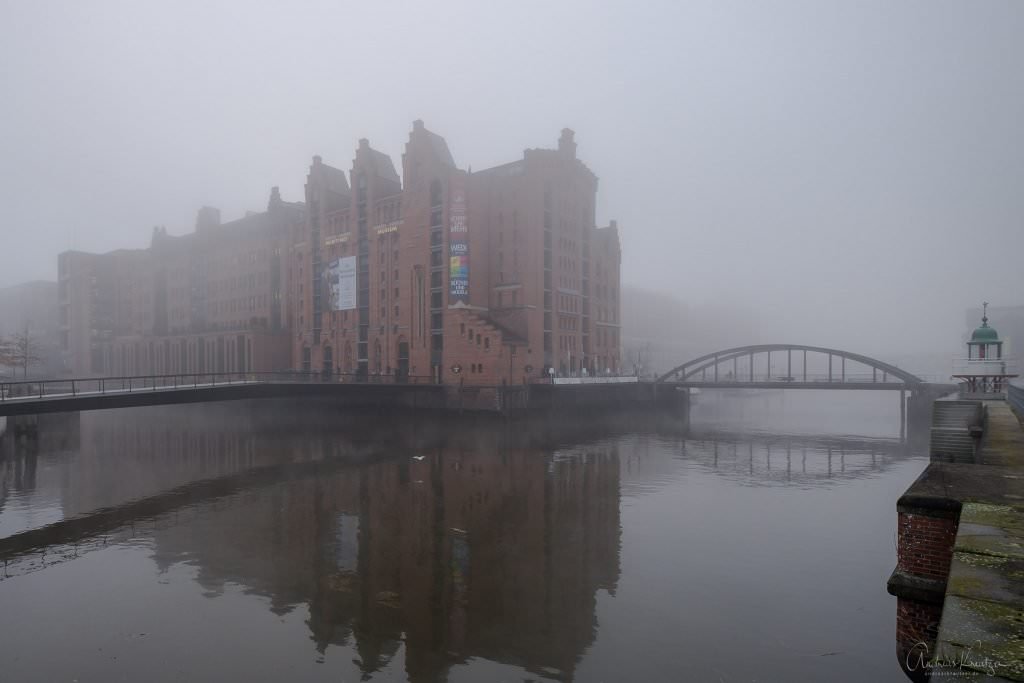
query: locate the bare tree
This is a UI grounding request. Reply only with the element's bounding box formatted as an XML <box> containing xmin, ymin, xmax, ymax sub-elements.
<box><xmin>10</xmin><ymin>327</ymin><xmax>41</xmax><ymax>379</ymax></box>
<box><xmin>0</xmin><ymin>335</ymin><xmax>15</xmax><ymax>376</ymax></box>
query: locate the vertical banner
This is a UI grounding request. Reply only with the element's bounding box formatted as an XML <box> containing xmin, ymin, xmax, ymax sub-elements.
<box><xmin>326</xmin><ymin>256</ymin><xmax>357</xmax><ymax>311</ymax></box>
<box><xmin>448</xmin><ymin>174</ymin><xmax>469</xmax><ymax>303</ymax></box>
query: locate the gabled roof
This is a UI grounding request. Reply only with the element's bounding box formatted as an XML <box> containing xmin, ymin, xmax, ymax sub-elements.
<box><xmin>425</xmin><ymin>129</ymin><xmax>455</xmax><ymax>168</ymax></box>
<box><xmin>320</xmin><ymin>163</ymin><xmax>350</xmax><ymax>194</ymax></box>
<box><xmin>366</xmin><ymin>147</ymin><xmax>400</xmax><ymax>184</ymax></box>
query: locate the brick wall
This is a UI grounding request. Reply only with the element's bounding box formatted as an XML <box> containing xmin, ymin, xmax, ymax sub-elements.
<box><xmin>896</xmin><ymin>509</ymin><xmax>958</xmax><ymax>581</ymax></box>
<box><xmin>895</xmin><ymin>597</ymin><xmax>942</xmax><ymax>682</ymax></box>
<box><xmin>442</xmin><ymin>309</ymin><xmax>531</xmax><ymax>385</ymax></box>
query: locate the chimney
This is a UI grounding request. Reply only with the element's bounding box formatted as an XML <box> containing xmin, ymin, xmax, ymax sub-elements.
<box><xmin>268</xmin><ymin>186</ymin><xmax>282</xmax><ymax>210</ymax></box>
<box><xmin>413</xmin><ymin>119</ymin><xmax>424</xmax><ymax>132</ymax></box>
<box><xmin>359</xmin><ymin>138</ymin><xmax>369</xmax><ymax>150</ymax></box>
<box><xmin>313</xmin><ymin>155</ymin><xmax>322</xmax><ymax>167</ymax></box>
<box><xmin>196</xmin><ymin>206</ymin><xmax>221</xmax><ymax>233</ymax></box>
<box><xmin>559</xmin><ymin>128</ymin><xmax>577</xmax><ymax>159</ymax></box>
<box><xmin>609</xmin><ymin>219</ymin><xmax>617</xmax><ymax>230</ymax></box>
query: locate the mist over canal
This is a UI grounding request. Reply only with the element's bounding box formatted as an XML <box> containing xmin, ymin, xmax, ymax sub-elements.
<box><xmin>0</xmin><ymin>394</ymin><xmax>925</xmax><ymax>682</ymax></box>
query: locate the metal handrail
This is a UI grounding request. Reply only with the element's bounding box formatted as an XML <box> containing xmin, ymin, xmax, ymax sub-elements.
<box><xmin>680</xmin><ymin>372</ymin><xmax>917</xmax><ymax>384</ymax></box>
<box><xmin>0</xmin><ymin>370</ymin><xmax>437</xmax><ymax>402</ymax></box>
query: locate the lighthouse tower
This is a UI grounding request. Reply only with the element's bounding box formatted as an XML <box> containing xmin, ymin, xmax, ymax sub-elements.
<box><xmin>953</xmin><ymin>302</ymin><xmax>1018</xmax><ymax>397</ymax></box>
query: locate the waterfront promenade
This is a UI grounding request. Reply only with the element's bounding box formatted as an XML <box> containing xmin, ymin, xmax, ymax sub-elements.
<box><xmin>889</xmin><ymin>390</ymin><xmax>1024</xmax><ymax>681</ymax></box>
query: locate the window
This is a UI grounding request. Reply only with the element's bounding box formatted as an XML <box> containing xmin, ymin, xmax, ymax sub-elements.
<box><xmin>484</xmin><ymin>337</ymin><xmax>490</xmax><ymax>350</ymax></box>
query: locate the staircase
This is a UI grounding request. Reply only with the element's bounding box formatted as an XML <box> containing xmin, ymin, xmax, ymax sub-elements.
<box><xmin>930</xmin><ymin>398</ymin><xmax>983</xmax><ymax>462</ymax></box>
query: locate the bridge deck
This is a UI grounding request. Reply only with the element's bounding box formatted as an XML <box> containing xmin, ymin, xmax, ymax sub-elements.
<box><xmin>672</xmin><ymin>380</ymin><xmax>918</xmax><ymax>390</ymax></box>
<box><xmin>0</xmin><ymin>379</ymin><xmax>442</xmax><ymax>417</ymax></box>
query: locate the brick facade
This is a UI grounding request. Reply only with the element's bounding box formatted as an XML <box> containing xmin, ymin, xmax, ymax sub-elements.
<box><xmin>895</xmin><ymin>597</ymin><xmax>942</xmax><ymax>682</ymax></box>
<box><xmin>292</xmin><ymin>122</ymin><xmax>621</xmax><ymax>384</ymax></box>
<box><xmin>889</xmin><ymin>503</ymin><xmax>960</xmax><ymax>682</ymax></box>
<box><xmin>58</xmin><ymin>121</ymin><xmax>622</xmax><ymax>385</ymax></box>
<box><xmin>58</xmin><ymin>189</ymin><xmax>300</xmax><ymax>376</ymax></box>
<box><xmin>895</xmin><ymin>509</ymin><xmax>958</xmax><ymax>581</ymax></box>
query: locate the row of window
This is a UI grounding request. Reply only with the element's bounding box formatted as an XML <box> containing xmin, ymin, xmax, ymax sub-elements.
<box><xmin>559</xmin><ymin>335</ymin><xmax>579</xmax><ymax>352</ymax></box>
<box><xmin>205</xmin><ymin>295</ymin><xmax>267</xmax><ymax>316</ymax></box>
<box><xmin>459</xmin><ymin>323</ymin><xmax>492</xmax><ymax>350</ymax></box>
<box><xmin>558</xmin><ymin>316</ymin><xmax>579</xmax><ymax>331</ymax></box>
<box><xmin>558</xmin><ymin>294</ymin><xmax>579</xmax><ymax>313</ymax></box>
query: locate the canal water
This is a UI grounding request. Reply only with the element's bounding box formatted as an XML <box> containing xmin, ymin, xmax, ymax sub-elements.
<box><xmin>0</xmin><ymin>392</ymin><xmax>927</xmax><ymax>682</ymax></box>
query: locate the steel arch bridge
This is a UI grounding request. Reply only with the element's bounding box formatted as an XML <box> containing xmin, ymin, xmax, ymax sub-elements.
<box><xmin>656</xmin><ymin>344</ymin><xmax>925</xmax><ymax>390</ymax></box>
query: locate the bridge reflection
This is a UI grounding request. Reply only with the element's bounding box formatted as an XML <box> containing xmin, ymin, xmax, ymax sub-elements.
<box><xmin>0</xmin><ymin>403</ymin><xmax>926</xmax><ymax>681</ymax></box>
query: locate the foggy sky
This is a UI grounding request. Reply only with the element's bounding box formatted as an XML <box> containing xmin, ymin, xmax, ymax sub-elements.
<box><xmin>1</xmin><ymin>0</ymin><xmax>1021</xmax><ymax>355</ymax></box>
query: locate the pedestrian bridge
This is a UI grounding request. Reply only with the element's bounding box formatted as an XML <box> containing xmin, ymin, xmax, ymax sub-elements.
<box><xmin>657</xmin><ymin>344</ymin><xmax>947</xmax><ymax>393</ymax></box>
<box><xmin>0</xmin><ymin>372</ymin><xmax>442</xmax><ymax>417</ymax></box>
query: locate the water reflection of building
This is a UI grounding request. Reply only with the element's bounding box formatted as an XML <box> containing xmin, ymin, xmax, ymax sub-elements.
<box><xmin>124</xmin><ymin>410</ymin><xmax>624</xmax><ymax>682</ymax></box>
<box><xmin>0</xmin><ymin>413</ymin><xmax>79</xmax><ymax>537</ymax></box>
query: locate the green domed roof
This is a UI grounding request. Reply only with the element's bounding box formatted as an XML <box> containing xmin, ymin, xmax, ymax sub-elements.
<box><xmin>971</xmin><ymin>323</ymin><xmax>999</xmax><ymax>342</ymax></box>
<box><xmin>969</xmin><ymin>303</ymin><xmax>1001</xmax><ymax>343</ymax></box>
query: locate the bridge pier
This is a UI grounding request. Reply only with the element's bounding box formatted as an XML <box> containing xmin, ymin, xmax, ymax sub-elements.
<box><xmin>900</xmin><ymin>390</ymin><xmax>906</xmax><ymax>441</ymax></box>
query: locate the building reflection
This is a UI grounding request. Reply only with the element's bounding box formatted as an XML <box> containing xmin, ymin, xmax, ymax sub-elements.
<box><xmin>0</xmin><ymin>413</ymin><xmax>79</xmax><ymax>528</ymax></box>
<box><xmin>110</xmin><ymin>406</ymin><xmax>627</xmax><ymax>682</ymax></box>
<box><xmin>0</xmin><ymin>401</ymin><xmax>926</xmax><ymax>681</ymax></box>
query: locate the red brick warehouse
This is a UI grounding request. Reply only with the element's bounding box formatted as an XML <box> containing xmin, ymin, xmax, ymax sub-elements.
<box><xmin>293</xmin><ymin>122</ymin><xmax>622</xmax><ymax>385</ymax></box>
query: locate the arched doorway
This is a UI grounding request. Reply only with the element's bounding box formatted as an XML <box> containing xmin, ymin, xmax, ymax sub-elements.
<box><xmin>323</xmin><ymin>346</ymin><xmax>333</xmax><ymax>379</ymax></box>
<box><xmin>397</xmin><ymin>337</ymin><xmax>409</xmax><ymax>382</ymax></box>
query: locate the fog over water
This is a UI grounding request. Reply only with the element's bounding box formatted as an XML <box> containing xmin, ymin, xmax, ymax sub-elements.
<box><xmin>2</xmin><ymin>1</ymin><xmax>1021</xmax><ymax>355</ymax></box>
<box><xmin>0</xmin><ymin>398</ymin><xmax>928</xmax><ymax>682</ymax></box>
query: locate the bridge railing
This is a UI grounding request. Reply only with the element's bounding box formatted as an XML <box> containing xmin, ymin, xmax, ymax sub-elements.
<box><xmin>1009</xmin><ymin>381</ymin><xmax>1024</xmax><ymax>417</ymax></box>
<box><xmin>0</xmin><ymin>371</ymin><xmax>437</xmax><ymax>402</ymax></box>
<box><xmin>679</xmin><ymin>372</ymin><xmax>917</xmax><ymax>384</ymax></box>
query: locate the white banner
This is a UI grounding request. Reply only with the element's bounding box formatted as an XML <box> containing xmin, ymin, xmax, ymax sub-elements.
<box><xmin>327</xmin><ymin>256</ymin><xmax>357</xmax><ymax>311</ymax></box>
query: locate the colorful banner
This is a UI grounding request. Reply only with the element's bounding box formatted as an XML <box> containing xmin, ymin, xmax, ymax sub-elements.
<box><xmin>326</xmin><ymin>255</ymin><xmax>357</xmax><ymax>311</ymax></box>
<box><xmin>448</xmin><ymin>174</ymin><xmax>469</xmax><ymax>303</ymax></box>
